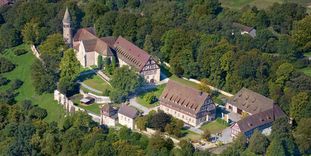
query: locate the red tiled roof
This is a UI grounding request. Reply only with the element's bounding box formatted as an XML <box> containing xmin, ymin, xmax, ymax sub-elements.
<box><xmin>228</xmin><ymin>88</ymin><xmax>274</xmax><ymax>115</ymax></box>
<box><xmin>73</xmin><ymin>27</ymin><xmax>97</xmax><ymax>42</ymax></box>
<box><xmin>160</xmin><ymin>80</ymin><xmax>215</xmax><ymax>118</ymax></box>
<box><xmin>233</xmin><ymin>22</ymin><xmax>254</xmax><ymax>32</ymax></box>
<box><xmin>118</xmin><ymin>104</ymin><xmax>138</xmax><ymax>119</ymax></box>
<box><xmin>114</xmin><ymin>36</ymin><xmax>151</xmax><ymax>71</ymax></box>
<box><xmin>237</xmin><ymin>105</ymin><xmax>286</xmax><ymax>133</ymax></box>
<box><xmin>81</xmin><ymin>39</ymin><xmax>113</xmax><ymax>56</ymax></box>
<box><xmin>100</xmin><ymin>37</ymin><xmax>116</xmax><ymax>48</ymax></box>
<box><xmin>101</xmin><ymin>104</ymin><xmax>117</xmax><ymax>117</ymax></box>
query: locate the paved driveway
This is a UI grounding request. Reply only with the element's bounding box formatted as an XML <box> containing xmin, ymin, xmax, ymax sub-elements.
<box><xmin>218</xmin><ymin>127</ymin><xmax>233</xmax><ymax>144</ymax></box>
<box><xmin>129</xmin><ymin>97</ymin><xmax>150</xmax><ymax>115</ymax></box>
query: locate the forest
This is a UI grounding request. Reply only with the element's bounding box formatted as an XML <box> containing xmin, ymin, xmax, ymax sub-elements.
<box><xmin>0</xmin><ymin>0</ymin><xmax>310</xmax><ymax>155</ymax></box>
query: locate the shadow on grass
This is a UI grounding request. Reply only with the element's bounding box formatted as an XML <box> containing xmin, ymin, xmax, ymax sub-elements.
<box><xmin>76</xmin><ymin>71</ymin><xmax>97</xmax><ymax>82</ymax></box>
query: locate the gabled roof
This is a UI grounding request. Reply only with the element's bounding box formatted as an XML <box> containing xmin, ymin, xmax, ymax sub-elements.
<box><xmin>73</xmin><ymin>28</ymin><xmax>97</xmax><ymax>42</ymax></box>
<box><xmin>100</xmin><ymin>37</ymin><xmax>116</xmax><ymax>48</ymax></box>
<box><xmin>63</xmin><ymin>8</ymin><xmax>71</xmax><ymax>23</ymax></box>
<box><xmin>160</xmin><ymin>80</ymin><xmax>214</xmax><ymax>118</ymax></box>
<box><xmin>101</xmin><ymin>104</ymin><xmax>117</xmax><ymax>117</ymax></box>
<box><xmin>81</xmin><ymin>39</ymin><xmax>113</xmax><ymax>56</ymax></box>
<box><xmin>237</xmin><ymin>105</ymin><xmax>286</xmax><ymax>133</ymax></box>
<box><xmin>228</xmin><ymin>88</ymin><xmax>274</xmax><ymax>115</ymax></box>
<box><xmin>118</xmin><ymin>104</ymin><xmax>138</xmax><ymax>119</ymax></box>
<box><xmin>114</xmin><ymin>36</ymin><xmax>151</xmax><ymax>71</ymax></box>
<box><xmin>233</xmin><ymin>22</ymin><xmax>254</xmax><ymax>32</ymax></box>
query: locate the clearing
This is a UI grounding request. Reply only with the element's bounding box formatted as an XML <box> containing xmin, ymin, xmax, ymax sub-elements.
<box><xmin>0</xmin><ymin>45</ymin><xmax>65</xmax><ymax>123</ymax></box>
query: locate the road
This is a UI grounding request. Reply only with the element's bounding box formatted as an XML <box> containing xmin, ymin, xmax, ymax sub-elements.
<box><xmin>129</xmin><ymin>97</ymin><xmax>150</xmax><ymax>115</ymax></box>
<box><xmin>77</xmin><ymin>81</ymin><xmax>103</xmax><ymax>94</ymax></box>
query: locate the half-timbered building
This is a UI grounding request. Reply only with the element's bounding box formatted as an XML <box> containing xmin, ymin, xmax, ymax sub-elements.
<box><xmin>114</xmin><ymin>36</ymin><xmax>160</xmax><ymax>83</ymax></box>
<box><xmin>159</xmin><ymin>80</ymin><xmax>216</xmax><ymax>127</ymax></box>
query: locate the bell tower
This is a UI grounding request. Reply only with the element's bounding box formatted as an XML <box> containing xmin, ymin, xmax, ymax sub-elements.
<box><xmin>63</xmin><ymin>8</ymin><xmax>72</xmax><ymax>47</ymax></box>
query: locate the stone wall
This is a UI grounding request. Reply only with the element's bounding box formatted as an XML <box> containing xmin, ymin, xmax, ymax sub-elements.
<box><xmin>54</xmin><ymin>90</ymin><xmax>101</xmax><ymax>123</ymax></box>
<box><xmin>31</xmin><ymin>45</ymin><xmax>42</xmax><ymax>61</ymax></box>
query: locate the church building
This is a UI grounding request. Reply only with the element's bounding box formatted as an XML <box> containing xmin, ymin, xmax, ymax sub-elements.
<box><xmin>62</xmin><ymin>8</ymin><xmax>160</xmax><ymax>83</ymax></box>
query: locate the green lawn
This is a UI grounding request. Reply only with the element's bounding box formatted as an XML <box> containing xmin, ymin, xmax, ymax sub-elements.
<box><xmin>300</xmin><ymin>67</ymin><xmax>311</xmax><ymax>77</ymax></box>
<box><xmin>170</xmin><ymin>75</ymin><xmax>200</xmax><ymax>89</ymax></box>
<box><xmin>70</xmin><ymin>94</ymin><xmax>102</xmax><ymax>115</ymax></box>
<box><xmin>304</xmin><ymin>52</ymin><xmax>311</xmax><ymax>57</ymax></box>
<box><xmin>136</xmin><ymin>84</ymin><xmax>166</xmax><ymax>108</ymax></box>
<box><xmin>181</xmin><ymin>129</ymin><xmax>202</xmax><ymax>141</ymax></box>
<box><xmin>200</xmin><ymin>119</ymin><xmax>228</xmax><ymax>134</ymax></box>
<box><xmin>81</xmin><ymin>74</ymin><xmax>112</xmax><ymax>92</ymax></box>
<box><xmin>0</xmin><ymin>45</ymin><xmax>65</xmax><ymax>123</ymax></box>
<box><xmin>220</xmin><ymin>0</ymin><xmax>283</xmax><ymax>9</ymax></box>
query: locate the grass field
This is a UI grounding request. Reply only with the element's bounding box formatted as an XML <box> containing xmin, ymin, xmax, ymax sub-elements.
<box><xmin>200</xmin><ymin>119</ymin><xmax>228</xmax><ymax>134</ymax></box>
<box><xmin>300</xmin><ymin>67</ymin><xmax>311</xmax><ymax>77</ymax></box>
<box><xmin>181</xmin><ymin>129</ymin><xmax>202</xmax><ymax>141</ymax></box>
<box><xmin>80</xmin><ymin>74</ymin><xmax>112</xmax><ymax>92</ymax></box>
<box><xmin>304</xmin><ymin>52</ymin><xmax>311</xmax><ymax>57</ymax></box>
<box><xmin>136</xmin><ymin>84</ymin><xmax>166</xmax><ymax>108</ymax></box>
<box><xmin>0</xmin><ymin>45</ymin><xmax>65</xmax><ymax>123</ymax></box>
<box><xmin>220</xmin><ymin>0</ymin><xmax>283</xmax><ymax>9</ymax></box>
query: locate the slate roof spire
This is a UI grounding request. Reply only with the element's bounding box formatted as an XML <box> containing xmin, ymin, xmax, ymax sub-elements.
<box><xmin>63</xmin><ymin>7</ymin><xmax>71</xmax><ymax>23</ymax></box>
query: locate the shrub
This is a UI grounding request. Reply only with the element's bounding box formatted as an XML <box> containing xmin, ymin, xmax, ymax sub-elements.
<box><xmin>0</xmin><ymin>57</ymin><xmax>15</xmax><ymax>73</ymax></box>
<box><xmin>29</xmin><ymin>107</ymin><xmax>48</xmax><ymax>119</ymax></box>
<box><xmin>0</xmin><ymin>89</ymin><xmax>16</xmax><ymax>104</ymax></box>
<box><xmin>0</xmin><ymin>76</ymin><xmax>9</xmax><ymax>86</ymax></box>
<box><xmin>103</xmin><ymin>89</ymin><xmax>110</xmax><ymax>96</ymax></box>
<box><xmin>11</xmin><ymin>79</ymin><xmax>23</xmax><ymax>90</ymax></box>
<box><xmin>143</xmin><ymin>92</ymin><xmax>157</xmax><ymax>104</ymax></box>
<box><xmin>14</xmin><ymin>49</ymin><xmax>28</xmax><ymax>56</ymax></box>
<box><xmin>216</xmin><ymin>118</ymin><xmax>229</xmax><ymax>126</ymax></box>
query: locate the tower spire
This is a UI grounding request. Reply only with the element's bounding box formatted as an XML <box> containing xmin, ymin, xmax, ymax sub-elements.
<box><xmin>63</xmin><ymin>7</ymin><xmax>71</xmax><ymax>23</ymax></box>
<box><xmin>63</xmin><ymin>7</ymin><xmax>72</xmax><ymax>47</ymax></box>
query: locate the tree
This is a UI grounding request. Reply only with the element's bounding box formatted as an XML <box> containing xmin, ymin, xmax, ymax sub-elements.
<box><xmin>97</xmin><ymin>55</ymin><xmax>103</xmax><ymax>69</ymax></box>
<box><xmin>95</xmin><ymin>11</ymin><xmax>118</xmax><ymax>37</ymax></box>
<box><xmin>0</xmin><ymin>57</ymin><xmax>15</xmax><ymax>74</ymax></box>
<box><xmin>292</xmin><ymin>15</ymin><xmax>311</xmax><ymax>52</ymax></box>
<box><xmin>149</xmin><ymin>111</ymin><xmax>171</xmax><ymax>131</ymax></box>
<box><xmin>31</xmin><ymin>59</ymin><xmax>57</xmax><ymax>94</ymax></box>
<box><xmin>29</xmin><ymin>107</ymin><xmax>47</xmax><ymax>120</ymax></box>
<box><xmin>113</xmin><ymin>13</ymin><xmax>137</xmax><ymax>41</ymax></box>
<box><xmin>135</xmin><ymin>116</ymin><xmax>148</xmax><ymax>131</ymax></box>
<box><xmin>290</xmin><ymin>92</ymin><xmax>311</xmax><ymax>122</ymax></box>
<box><xmin>276</xmin><ymin>63</ymin><xmax>294</xmax><ymax>85</ymax></box>
<box><xmin>248</xmin><ymin>130</ymin><xmax>269</xmax><ymax>154</ymax></box>
<box><xmin>109</xmin><ymin>66</ymin><xmax>144</xmax><ymax>103</ymax></box>
<box><xmin>178</xmin><ymin>140</ymin><xmax>195</xmax><ymax>156</ymax></box>
<box><xmin>58</xmin><ymin>49</ymin><xmax>81</xmax><ymax>96</ymax></box>
<box><xmin>39</xmin><ymin>34</ymin><xmax>66</xmax><ymax>56</ymax></box>
<box><xmin>294</xmin><ymin>118</ymin><xmax>311</xmax><ymax>154</ymax></box>
<box><xmin>202</xmin><ymin>129</ymin><xmax>211</xmax><ymax>141</ymax></box>
<box><xmin>143</xmin><ymin>92</ymin><xmax>156</xmax><ymax>104</ymax></box>
<box><xmin>266</xmin><ymin>138</ymin><xmax>286</xmax><ymax>156</ymax></box>
<box><xmin>21</xmin><ymin>19</ymin><xmax>47</xmax><ymax>45</ymax></box>
<box><xmin>269</xmin><ymin>3</ymin><xmax>306</xmax><ymax>34</ymax></box>
<box><xmin>199</xmin><ymin>78</ymin><xmax>211</xmax><ymax>93</ymax></box>
<box><xmin>0</xmin><ymin>23</ymin><xmax>21</xmax><ymax>51</ymax></box>
<box><xmin>82</xmin><ymin>1</ymin><xmax>109</xmax><ymax>27</ymax></box>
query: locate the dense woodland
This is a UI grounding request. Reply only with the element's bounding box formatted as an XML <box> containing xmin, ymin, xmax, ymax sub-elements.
<box><xmin>0</xmin><ymin>0</ymin><xmax>311</xmax><ymax>155</ymax></box>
